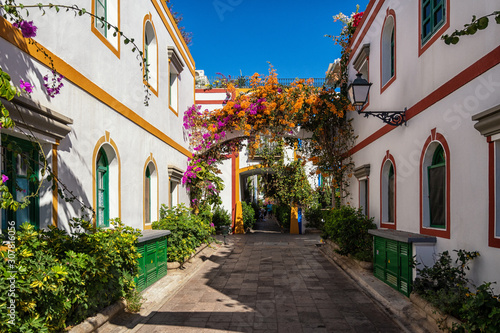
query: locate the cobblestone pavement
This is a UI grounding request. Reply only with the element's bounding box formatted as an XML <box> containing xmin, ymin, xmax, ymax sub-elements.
<box><xmin>132</xmin><ymin>232</ymin><xmax>404</xmax><ymax>332</ymax></box>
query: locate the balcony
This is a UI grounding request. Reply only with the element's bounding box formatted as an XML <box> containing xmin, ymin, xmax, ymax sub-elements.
<box><xmin>195</xmin><ymin>75</ymin><xmax>327</xmax><ymax>89</ymax></box>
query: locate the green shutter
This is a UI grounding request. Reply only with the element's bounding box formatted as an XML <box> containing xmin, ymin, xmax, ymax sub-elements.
<box><xmin>421</xmin><ymin>0</ymin><xmax>446</xmax><ymax>43</ymax></box>
<box><xmin>428</xmin><ymin>145</ymin><xmax>446</xmax><ymax>228</ymax></box>
<box><xmin>95</xmin><ymin>0</ymin><xmax>107</xmax><ymax>37</ymax></box>
<box><xmin>96</xmin><ymin>149</ymin><xmax>109</xmax><ymax>227</ymax></box>
<box><xmin>1</xmin><ymin>136</ymin><xmax>39</xmax><ymax>230</ymax></box>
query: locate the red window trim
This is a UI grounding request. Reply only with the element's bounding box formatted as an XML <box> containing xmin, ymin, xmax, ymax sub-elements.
<box><xmin>419</xmin><ymin>129</ymin><xmax>451</xmax><ymax>238</ymax></box>
<box><xmin>488</xmin><ymin>137</ymin><xmax>500</xmax><ymax>247</ymax></box>
<box><xmin>380</xmin><ymin>9</ymin><xmax>397</xmax><ymax>94</ymax></box>
<box><xmin>380</xmin><ymin>151</ymin><xmax>396</xmax><ymax>229</ymax></box>
<box><xmin>418</xmin><ymin>0</ymin><xmax>450</xmax><ymax>57</ymax></box>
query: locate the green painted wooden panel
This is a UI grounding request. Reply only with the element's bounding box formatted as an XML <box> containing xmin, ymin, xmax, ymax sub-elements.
<box><xmin>372</xmin><ymin>236</ymin><xmax>413</xmax><ymax>297</ymax></box>
<box><xmin>134</xmin><ymin>236</ymin><xmax>169</xmax><ymax>292</ymax></box>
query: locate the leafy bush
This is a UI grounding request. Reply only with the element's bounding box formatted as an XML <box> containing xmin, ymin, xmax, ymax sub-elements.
<box><xmin>241</xmin><ymin>201</ymin><xmax>256</xmax><ymax>230</ymax></box>
<box><xmin>457</xmin><ymin>282</ymin><xmax>500</xmax><ymax>333</ymax></box>
<box><xmin>0</xmin><ymin>219</ymin><xmax>140</xmax><ymax>332</ymax></box>
<box><xmin>274</xmin><ymin>204</ymin><xmax>291</xmax><ymax>229</ymax></box>
<box><xmin>413</xmin><ymin>249</ymin><xmax>500</xmax><ymax>331</ymax></box>
<box><xmin>304</xmin><ymin>205</ymin><xmax>327</xmax><ymax>230</ymax></box>
<box><xmin>152</xmin><ymin>204</ymin><xmax>214</xmax><ymax>264</ymax></box>
<box><xmin>321</xmin><ymin>205</ymin><xmax>375</xmax><ymax>261</ymax></box>
<box><xmin>413</xmin><ymin>250</ymin><xmax>479</xmax><ymax>318</ymax></box>
<box><xmin>212</xmin><ymin>205</ymin><xmax>232</xmax><ymax>231</ymax></box>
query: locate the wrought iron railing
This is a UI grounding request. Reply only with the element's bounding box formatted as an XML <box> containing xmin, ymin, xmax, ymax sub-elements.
<box><xmin>195</xmin><ymin>75</ymin><xmax>327</xmax><ymax>89</ymax></box>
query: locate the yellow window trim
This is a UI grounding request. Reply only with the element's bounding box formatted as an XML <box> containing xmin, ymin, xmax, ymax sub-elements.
<box><xmin>143</xmin><ymin>14</ymin><xmax>159</xmax><ymax>97</ymax></box>
<box><xmin>91</xmin><ymin>0</ymin><xmax>121</xmax><ymax>58</ymax></box>
<box><xmin>0</xmin><ymin>19</ymin><xmax>192</xmax><ymax>158</ymax></box>
<box><xmin>143</xmin><ymin>154</ymin><xmax>159</xmax><ymax>230</ymax></box>
<box><xmin>92</xmin><ymin>133</ymin><xmax>122</xmax><ymax>227</ymax></box>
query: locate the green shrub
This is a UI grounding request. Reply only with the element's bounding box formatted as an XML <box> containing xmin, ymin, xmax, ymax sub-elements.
<box><xmin>241</xmin><ymin>201</ymin><xmax>256</xmax><ymax>230</ymax></box>
<box><xmin>212</xmin><ymin>205</ymin><xmax>232</xmax><ymax>231</ymax></box>
<box><xmin>0</xmin><ymin>219</ymin><xmax>140</xmax><ymax>332</ymax></box>
<box><xmin>414</xmin><ymin>250</ymin><xmax>479</xmax><ymax>318</ymax></box>
<box><xmin>152</xmin><ymin>204</ymin><xmax>214</xmax><ymax>264</ymax></box>
<box><xmin>274</xmin><ymin>204</ymin><xmax>291</xmax><ymax>229</ymax></box>
<box><xmin>304</xmin><ymin>205</ymin><xmax>327</xmax><ymax>230</ymax></box>
<box><xmin>321</xmin><ymin>205</ymin><xmax>375</xmax><ymax>261</ymax></box>
<box><xmin>456</xmin><ymin>282</ymin><xmax>500</xmax><ymax>333</ymax></box>
<box><xmin>413</xmin><ymin>249</ymin><xmax>500</xmax><ymax>332</ymax></box>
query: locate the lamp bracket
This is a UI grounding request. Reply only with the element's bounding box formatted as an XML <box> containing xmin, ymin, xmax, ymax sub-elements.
<box><xmin>357</xmin><ymin>107</ymin><xmax>407</xmax><ymax>126</ymax></box>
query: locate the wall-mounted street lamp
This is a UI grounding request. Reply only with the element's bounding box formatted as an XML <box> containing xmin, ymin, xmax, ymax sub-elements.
<box><xmin>347</xmin><ymin>73</ymin><xmax>407</xmax><ymax>126</ymax></box>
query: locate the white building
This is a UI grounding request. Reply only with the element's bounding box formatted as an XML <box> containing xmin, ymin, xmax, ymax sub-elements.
<box><xmin>0</xmin><ymin>0</ymin><xmax>194</xmax><ymax>232</ymax></box>
<box><xmin>344</xmin><ymin>0</ymin><xmax>500</xmax><ymax>291</ymax></box>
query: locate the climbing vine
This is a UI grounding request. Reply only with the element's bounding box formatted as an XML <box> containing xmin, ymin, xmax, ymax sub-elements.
<box><xmin>442</xmin><ymin>11</ymin><xmax>500</xmax><ymax>45</ymax></box>
<box><xmin>182</xmin><ymin>7</ymin><xmax>364</xmax><ymax>211</ymax></box>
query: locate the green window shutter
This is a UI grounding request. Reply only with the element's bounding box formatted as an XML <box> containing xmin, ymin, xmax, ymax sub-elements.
<box><xmin>390</xmin><ymin>29</ymin><xmax>395</xmax><ymax>77</ymax></box>
<box><xmin>95</xmin><ymin>0</ymin><xmax>107</xmax><ymax>37</ymax></box>
<box><xmin>421</xmin><ymin>0</ymin><xmax>446</xmax><ymax>44</ymax></box>
<box><xmin>428</xmin><ymin>145</ymin><xmax>446</xmax><ymax>228</ymax></box>
<box><xmin>1</xmin><ymin>136</ymin><xmax>39</xmax><ymax>230</ymax></box>
<box><xmin>96</xmin><ymin>149</ymin><xmax>109</xmax><ymax>227</ymax></box>
<box><xmin>388</xmin><ymin>163</ymin><xmax>395</xmax><ymax>222</ymax></box>
<box><xmin>145</xmin><ymin>167</ymin><xmax>151</xmax><ymax>224</ymax></box>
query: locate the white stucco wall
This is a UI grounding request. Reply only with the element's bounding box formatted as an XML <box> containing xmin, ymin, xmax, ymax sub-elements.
<box><xmin>346</xmin><ymin>0</ymin><xmax>500</xmax><ymax>290</ymax></box>
<box><xmin>0</xmin><ymin>0</ymin><xmax>195</xmax><ymax>231</ymax></box>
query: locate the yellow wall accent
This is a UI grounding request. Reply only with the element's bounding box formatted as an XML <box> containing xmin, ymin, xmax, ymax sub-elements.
<box><xmin>235</xmin><ymin>155</ymin><xmax>240</xmax><ymax>203</ymax></box>
<box><xmin>0</xmin><ymin>20</ymin><xmax>192</xmax><ymax>158</ymax></box>
<box><xmin>51</xmin><ymin>140</ymin><xmax>59</xmax><ymax>227</ymax></box>
<box><xmin>290</xmin><ymin>206</ymin><xmax>299</xmax><ymax>234</ymax></box>
<box><xmin>234</xmin><ymin>201</ymin><xmax>245</xmax><ymax>234</ymax></box>
<box><xmin>92</xmin><ymin>134</ymin><xmax>122</xmax><ymax>227</ymax></box>
<box><xmin>143</xmin><ymin>13</ymin><xmax>159</xmax><ymax>97</ymax></box>
<box><xmin>91</xmin><ymin>0</ymin><xmax>121</xmax><ymax>58</ymax></box>
<box><xmin>238</xmin><ymin>164</ymin><xmax>263</xmax><ymax>174</ymax></box>
<box><xmin>143</xmin><ymin>153</ymin><xmax>159</xmax><ymax>230</ymax></box>
<box><xmin>152</xmin><ymin>0</ymin><xmax>195</xmax><ymax>77</ymax></box>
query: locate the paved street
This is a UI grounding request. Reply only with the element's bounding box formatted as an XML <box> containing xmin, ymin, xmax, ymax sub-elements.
<box><xmin>131</xmin><ymin>231</ymin><xmax>404</xmax><ymax>332</ymax></box>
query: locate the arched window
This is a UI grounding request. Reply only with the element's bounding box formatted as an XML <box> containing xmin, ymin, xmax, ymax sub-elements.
<box><xmin>145</xmin><ymin>166</ymin><xmax>151</xmax><ymax>224</ymax></box>
<box><xmin>96</xmin><ymin>148</ymin><xmax>109</xmax><ymax>227</ymax></box>
<box><xmin>381</xmin><ymin>158</ymin><xmax>396</xmax><ymax>228</ymax></box>
<box><xmin>428</xmin><ymin>145</ymin><xmax>446</xmax><ymax>228</ymax></box>
<box><xmin>144</xmin><ymin>160</ymin><xmax>158</xmax><ymax>228</ymax></box>
<box><xmin>144</xmin><ymin>19</ymin><xmax>158</xmax><ymax>93</ymax></box>
<box><xmin>420</xmin><ymin>131</ymin><xmax>450</xmax><ymax>238</ymax></box>
<box><xmin>381</xmin><ymin>13</ymin><xmax>396</xmax><ymax>88</ymax></box>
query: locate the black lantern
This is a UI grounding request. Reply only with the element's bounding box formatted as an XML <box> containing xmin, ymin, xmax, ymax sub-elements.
<box><xmin>347</xmin><ymin>73</ymin><xmax>372</xmax><ymax>110</ymax></box>
<box><xmin>347</xmin><ymin>73</ymin><xmax>407</xmax><ymax>126</ymax></box>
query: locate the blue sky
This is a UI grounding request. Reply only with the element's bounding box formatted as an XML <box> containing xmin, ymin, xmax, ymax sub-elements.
<box><xmin>172</xmin><ymin>1</ymin><xmax>370</xmax><ymax>80</ymax></box>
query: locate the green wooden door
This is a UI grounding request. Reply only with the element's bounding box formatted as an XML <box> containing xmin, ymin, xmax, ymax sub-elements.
<box><xmin>135</xmin><ymin>235</ymin><xmax>169</xmax><ymax>291</ymax></box>
<box><xmin>373</xmin><ymin>236</ymin><xmax>413</xmax><ymax>296</ymax></box>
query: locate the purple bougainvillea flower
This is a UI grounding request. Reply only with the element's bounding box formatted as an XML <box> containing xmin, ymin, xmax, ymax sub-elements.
<box><xmin>13</xmin><ymin>20</ymin><xmax>38</xmax><ymax>38</ymax></box>
<box><xmin>2</xmin><ymin>174</ymin><xmax>9</xmax><ymax>183</ymax></box>
<box><xmin>19</xmin><ymin>79</ymin><xmax>33</xmax><ymax>93</ymax></box>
